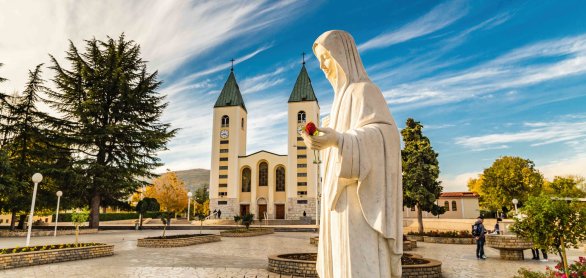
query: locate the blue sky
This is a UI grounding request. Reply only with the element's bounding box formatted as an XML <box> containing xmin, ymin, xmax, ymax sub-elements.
<box><xmin>1</xmin><ymin>0</ymin><xmax>585</xmax><ymax>191</ymax></box>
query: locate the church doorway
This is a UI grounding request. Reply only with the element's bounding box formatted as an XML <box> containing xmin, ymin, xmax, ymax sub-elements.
<box><xmin>275</xmin><ymin>204</ymin><xmax>285</xmax><ymax>219</ymax></box>
<box><xmin>258</xmin><ymin>205</ymin><xmax>267</xmax><ymax>220</ymax></box>
<box><xmin>240</xmin><ymin>204</ymin><xmax>250</xmax><ymax>216</ymax></box>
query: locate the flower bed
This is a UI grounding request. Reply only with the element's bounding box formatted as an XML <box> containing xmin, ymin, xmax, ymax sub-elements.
<box><xmin>220</xmin><ymin>228</ymin><xmax>274</xmax><ymax>237</ymax></box>
<box><xmin>0</xmin><ymin>228</ymin><xmax>98</xmax><ymax>237</ymax></box>
<box><xmin>137</xmin><ymin>234</ymin><xmax>220</xmax><ymax>248</ymax></box>
<box><xmin>0</xmin><ymin>243</ymin><xmax>113</xmax><ymax>270</ymax></box>
<box><xmin>408</xmin><ymin>230</ymin><xmax>472</xmax><ymax>238</ymax></box>
<box><xmin>402</xmin><ymin>255</ymin><xmax>442</xmax><ymax>278</ymax></box>
<box><xmin>268</xmin><ymin>253</ymin><xmax>318</xmax><ymax>277</ymax></box>
<box><xmin>423</xmin><ymin>236</ymin><xmax>474</xmax><ymax>244</ymax></box>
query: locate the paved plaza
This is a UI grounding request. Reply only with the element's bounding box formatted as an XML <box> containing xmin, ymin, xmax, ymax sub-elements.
<box><xmin>0</xmin><ymin>229</ymin><xmax>583</xmax><ymax>277</ymax></box>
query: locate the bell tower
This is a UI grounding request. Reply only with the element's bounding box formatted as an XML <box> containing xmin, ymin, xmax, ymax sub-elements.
<box><xmin>209</xmin><ymin>67</ymin><xmax>247</xmax><ymax>218</ymax></box>
<box><xmin>286</xmin><ymin>57</ymin><xmax>319</xmax><ymax>220</ymax></box>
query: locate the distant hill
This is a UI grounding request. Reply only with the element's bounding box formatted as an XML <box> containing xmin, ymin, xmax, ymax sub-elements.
<box><xmin>174</xmin><ymin>168</ymin><xmax>210</xmax><ymax>192</ymax></box>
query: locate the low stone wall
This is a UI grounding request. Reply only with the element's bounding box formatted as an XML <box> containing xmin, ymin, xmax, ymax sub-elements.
<box><xmin>0</xmin><ymin>229</ymin><xmax>98</xmax><ymax>237</ymax></box>
<box><xmin>402</xmin><ymin>258</ymin><xmax>442</xmax><ymax>278</ymax></box>
<box><xmin>486</xmin><ymin>234</ymin><xmax>533</xmax><ymax>260</ymax></box>
<box><xmin>220</xmin><ymin>228</ymin><xmax>274</xmax><ymax>237</ymax></box>
<box><xmin>0</xmin><ymin>243</ymin><xmax>113</xmax><ymax>270</ymax></box>
<box><xmin>423</xmin><ymin>236</ymin><xmax>474</xmax><ymax>244</ymax></box>
<box><xmin>405</xmin><ymin>235</ymin><xmax>424</xmax><ymax>242</ymax></box>
<box><xmin>268</xmin><ymin>253</ymin><xmax>318</xmax><ymax>278</ymax></box>
<box><xmin>137</xmin><ymin>234</ymin><xmax>220</xmax><ymax>248</ymax></box>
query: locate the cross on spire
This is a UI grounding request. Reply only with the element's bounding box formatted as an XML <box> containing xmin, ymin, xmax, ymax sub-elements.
<box><xmin>230</xmin><ymin>58</ymin><xmax>235</xmax><ymax>72</ymax></box>
<box><xmin>302</xmin><ymin>52</ymin><xmax>306</xmax><ymax>65</ymax></box>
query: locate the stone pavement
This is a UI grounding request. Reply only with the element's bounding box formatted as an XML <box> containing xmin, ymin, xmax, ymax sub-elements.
<box><xmin>0</xmin><ymin>229</ymin><xmax>583</xmax><ymax>277</ymax></box>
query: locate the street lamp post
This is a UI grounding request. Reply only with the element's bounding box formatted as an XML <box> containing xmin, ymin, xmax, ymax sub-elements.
<box><xmin>187</xmin><ymin>192</ymin><xmax>193</xmax><ymax>222</ymax></box>
<box><xmin>54</xmin><ymin>191</ymin><xmax>63</xmax><ymax>237</ymax></box>
<box><xmin>26</xmin><ymin>173</ymin><xmax>43</xmax><ymax>247</ymax></box>
<box><xmin>512</xmin><ymin>198</ymin><xmax>519</xmax><ymax>215</ymax></box>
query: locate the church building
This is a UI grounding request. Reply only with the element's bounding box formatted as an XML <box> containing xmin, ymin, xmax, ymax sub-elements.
<box><xmin>209</xmin><ymin>62</ymin><xmax>320</xmax><ymax>221</ymax></box>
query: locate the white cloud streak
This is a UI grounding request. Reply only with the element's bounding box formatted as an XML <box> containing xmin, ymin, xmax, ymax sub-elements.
<box><xmin>358</xmin><ymin>0</ymin><xmax>468</xmax><ymax>51</ymax></box>
<box><xmin>455</xmin><ymin>119</ymin><xmax>586</xmax><ymax>150</ymax></box>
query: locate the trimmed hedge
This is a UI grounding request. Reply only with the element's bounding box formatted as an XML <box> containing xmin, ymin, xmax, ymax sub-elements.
<box><xmin>52</xmin><ymin>212</ymin><xmax>162</xmax><ymax>222</ymax></box>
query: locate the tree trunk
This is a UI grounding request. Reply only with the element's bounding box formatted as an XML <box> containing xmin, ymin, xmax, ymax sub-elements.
<box><xmin>417</xmin><ymin>205</ymin><xmax>424</xmax><ymax>234</ymax></box>
<box><xmin>9</xmin><ymin>210</ymin><xmax>17</xmax><ymax>230</ymax></box>
<box><xmin>17</xmin><ymin>214</ymin><xmax>27</xmax><ymax>230</ymax></box>
<box><xmin>89</xmin><ymin>193</ymin><xmax>101</xmax><ymax>228</ymax></box>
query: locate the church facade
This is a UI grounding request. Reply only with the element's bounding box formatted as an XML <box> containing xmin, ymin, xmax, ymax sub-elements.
<box><xmin>209</xmin><ymin>63</ymin><xmax>320</xmax><ymax>221</ymax></box>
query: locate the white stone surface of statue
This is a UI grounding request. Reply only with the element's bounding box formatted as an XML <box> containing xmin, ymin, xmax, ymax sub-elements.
<box><xmin>302</xmin><ymin>30</ymin><xmax>403</xmax><ymax>278</ymax></box>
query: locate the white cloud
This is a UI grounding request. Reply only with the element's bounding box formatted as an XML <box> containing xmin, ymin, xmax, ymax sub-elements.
<box><xmin>0</xmin><ymin>0</ymin><xmax>310</xmax><ymax>93</ymax></box>
<box><xmin>358</xmin><ymin>0</ymin><xmax>468</xmax><ymax>51</ymax></box>
<box><xmin>538</xmin><ymin>155</ymin><xmax>586</xmax><ymax>180</ymax></box>
<box><xmin>455</xmin><ymin>119</ymin><xmax>586</xmax><ymax>150</ymax></box>
<box><xmin>440</xmin><ymin>171</ymin><xmax>481</xmax><ymax>192</ymax></box>
<box><xmin>381</xmin><ymin>34</ymin><xmax>586</xmax><ymax>111</ymax></box>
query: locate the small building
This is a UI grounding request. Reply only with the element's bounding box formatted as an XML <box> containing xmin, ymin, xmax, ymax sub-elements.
<box><xmin>403</xmin><ymin>191</ymin><xmax>480</xmax><ymax>219</ymax></box>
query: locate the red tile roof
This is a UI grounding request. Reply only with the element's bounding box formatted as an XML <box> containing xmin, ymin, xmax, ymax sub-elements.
<box><xmin>440</xmin><ymin>192</ymin><xmax>479</xmax><ymax>198</ymax></box>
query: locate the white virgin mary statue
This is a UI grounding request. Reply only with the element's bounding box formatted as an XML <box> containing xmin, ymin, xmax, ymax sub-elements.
<box><xmin>301</xmin><ymin>30</ymin><xmax>403</xmax><ymax>278</ymax></box>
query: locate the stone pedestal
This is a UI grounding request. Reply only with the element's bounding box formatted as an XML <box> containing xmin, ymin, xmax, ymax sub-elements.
<box><xmin>486</xmin><ymin>234</ymin><xmax>532</xmax><ymax>260</ymax></box>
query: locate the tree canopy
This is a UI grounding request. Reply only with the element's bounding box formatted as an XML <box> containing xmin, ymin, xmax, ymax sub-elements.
<box><xmin>145</xmin><ymin>171</ymin><xmax>188</xmax><ymax>214</ymax></box>
<box><xmin>468</xmin><ymin>156</ymin><xmax>543</xmax><ymax>211</ymax></box>
<box><xmin>401</xmin><ymin>118</ymin><xmax>444</xmax><ymax>233</ymax></box>
<box><xmin>48</xmin><ymin>34</ymin><xmax>177</xmax><ymax>228</ymax></box>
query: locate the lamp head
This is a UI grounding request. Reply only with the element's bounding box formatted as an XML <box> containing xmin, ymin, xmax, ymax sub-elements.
<box><xmin>32</xmin><ymin>173</ymin><xmax>43</xmax><ymax>183</ymax></box>
<box><xmin>512</xmin><ymin>198</ymin><xmax>518</xmax><ymax>205</ymax></box>
<box><xmin>56</xmin><ymin>191</ymin><xmax>63</xmax><ymax>197</ymax></box>
<box><xmin>187</xmin><ymin>192</ymin><xmax>193</xmax><ymax>197</ymax></box>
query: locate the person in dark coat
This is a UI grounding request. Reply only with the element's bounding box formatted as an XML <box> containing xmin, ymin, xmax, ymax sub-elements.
<box><xmin>473</xmin><ymin>216</ymin><xmax>487</xmax><ymax>259</ymax></box>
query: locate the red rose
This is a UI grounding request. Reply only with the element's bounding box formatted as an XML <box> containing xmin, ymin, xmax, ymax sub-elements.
<box><xmin>305</xmin><ymin>122</ymin><xmax>318</xmax><ymax>136</ymax></box>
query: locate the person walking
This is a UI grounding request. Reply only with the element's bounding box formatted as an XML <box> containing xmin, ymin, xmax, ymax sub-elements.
<box><xmin>472</xmin><ymin>216</ymin><xmax>487</xmax><ymax>259</ymax></box>
<box><xmin>531</xmin><ymin>248</ymin><xmax>548</xmax><ymax>262</ymax></box>
<box><xmin>217</xmin><ymin>209</ymin><xmax>222</xmax><ymax>219</ymax></box>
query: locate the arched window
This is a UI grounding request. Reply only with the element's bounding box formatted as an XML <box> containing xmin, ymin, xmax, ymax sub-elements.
<box><xmin>276</xmin><ymin>166</ymin><xmax>285</xmax><ymax>192</ymax></box>
<box><xmin>444</xmin><ymin>201</ymin><xmax>449</xmax><ymax>210</ymax></box>
<box><xmin>452</xmin><ymin>201</ymin><xmax>457</xmax><ymax>211</ymax></box>
<box><xmin>221</xmin><ymin>115</ymin><xmax>229</xmax><ymax>127</ymax></box>
<box><xmin>241</xmin><ymin>168</ymin><xmax>251</xmax><ymax>192</ymax></box>
<box><xmin>258</xmin><ymin>162</ymin><xmax>268</xmax><ymax>186</ymax></box>
<box><xmin>297</xmin><ymin>111</ymin><xmax>306</xmax><ymax>123</ymax></box>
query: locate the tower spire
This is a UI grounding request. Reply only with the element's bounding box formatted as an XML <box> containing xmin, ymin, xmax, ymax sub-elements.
<box><xmin>302</xmin><ymin>52</ymin><xmax>306</xmax><ymax>65</ymax></box>
<box><xmin>230</xmin><ymin>58</ymin><xmax>235</xmax><ymax>72</ymax></box>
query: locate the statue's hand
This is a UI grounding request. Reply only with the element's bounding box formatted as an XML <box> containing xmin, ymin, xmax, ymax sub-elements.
<box><xmin>301</xmin><ymin>127</ymin><xmax>340</xmax><ymax>150</ymax></box>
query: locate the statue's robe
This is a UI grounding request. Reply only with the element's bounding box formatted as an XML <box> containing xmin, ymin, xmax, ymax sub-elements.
<box><xmin>316</xmin><ymin>81</ymin><xmax>403</xmax><ymax>278</ymax></box>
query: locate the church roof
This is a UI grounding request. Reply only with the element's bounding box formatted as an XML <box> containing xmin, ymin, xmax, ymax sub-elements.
<box><xmin>288</xmin><ymin>64</ymin><xmax>318</xmax><ymax>104</ymax></box>
<box><xmin>214</xmin><ymin>71</ymin><xmax>246</xmax><ymax>112</ymax></box>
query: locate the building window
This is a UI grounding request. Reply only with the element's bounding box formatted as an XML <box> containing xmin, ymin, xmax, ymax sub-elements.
<box><xmin>219</xmin><ymin>157</ymin><xmax>228</xmax><ymax>161</ymax></box>
<box><xmin>220</xmin><ymin>140</ymin><xmax>229</xmax><ymax>144</ymax></box>
<box><xmin>297</xmin><ymin>111</ymin><xmax>306</xmax><ymax>123</ymax></box>
<box><xmin>297</xmin><ymin>182</ymin><xmax>307</xmax><ymax>186</ymax></box>
<box><xmin>297</xmin><ymin>191</ymin><xmax>307</xmax><ymax>196</ymax></box>
<box><xmin>242</xmin><ymin>167</ymin><xmax>251</xmax><ymax>192</ymax></box>
<box><xmin>220</xmin><ymin>149</ymin><xmax>229</xmax><ymax>153</ymax></box>
<box><xmin>219</xmin><ymin>175</ymin><xmax>228</xmax><ymax>179</ymax></box>
<box><xmin>276</xmin><ymin>166</ymin><xmax>285</xmax><ymax>192</ymax></box>
<box><xmin>258</xmin><ymin>162</ymin><xmax>268</xmax><ymax>186</ymax></box>
<box><xmin>452</xmin><ymin>201</ymin><xmax>457</xmax><ymax>211</ymax></box>
<box><xmin>297</xmin><ymin>164</ymin><xmax>307</xmax><ymax>168</ymax></box>
<box><xmin>219</xmin><ymin>192</ymin><xmax>227</xmax><ymax>197</ymax></box>
<box><xmin>297</xmin><ymin>146</ymin><xmax>307</xmax><ymax>150</ymax></box>
<box><xmin>221</xmin><ymin>115</ymin><xmax>229</xmax><ymax>127</ymax></box>
<box><xmin>297</xmin><ymin>173</ymin><xmax>307</xmax><ymax>177</ymax></box>
<box><xmin>219</xmin><ymin>184</ymin><xmax>227</xmax><ymax>187</ymax></box>
<box><xmin>218</xmin><ymin>201</ymin><xmax>228</xmax><ymax>205</ymax></box>
<box><xmin>297</xmin><ymin>155</ymin><xmax>306</xmax><ymax>159</ymax></box>
<box><xmin>297</xmin><ymin>200</ymin><xmax>308</xmax><ymax>204</ymax></box>
<box><xmin>219</xmin><ymin>166</ymin><xmax>228</xmax><ymax>170</ymax></box>
<box><xmin>297</xmin><ymin>136</ymin><xmax>303</xmax><ymax>141</ymax></box>
<box><xmin>444</xmin><ymin>201</ymin><xmax>449</xmax><ymax>210</ymax></box>
<box><xmin>241</xmin><ymin>118</ymin><xmax>244</xmax><ymax>129</ymax></box>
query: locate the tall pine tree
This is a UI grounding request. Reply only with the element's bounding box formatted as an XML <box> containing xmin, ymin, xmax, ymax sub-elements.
<box><xmin>401</xmin><ymin>118</ymin><xmax>444</xmax><ymax>234</ymax></box>
<box><xmin>0</xmin><ymin>64</ymin><xmax>65</xmax><ymax>229</ymax></box>
<box><xmin>49</xmin><ymin>35</ymin><xmax>176</xmax><ymax>228</ymax></box>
